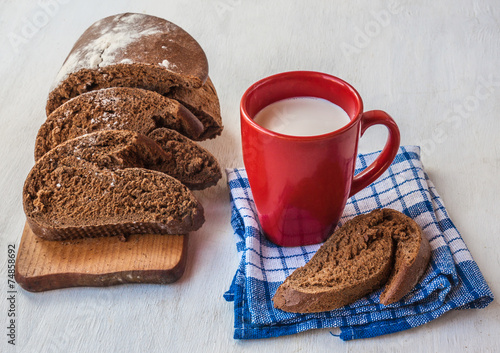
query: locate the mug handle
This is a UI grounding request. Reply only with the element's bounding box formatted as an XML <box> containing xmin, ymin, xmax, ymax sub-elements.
<box><xmin>349</xmin><ymin>110</ymin><xmax>401</xmax><ymax>197</ymax></box>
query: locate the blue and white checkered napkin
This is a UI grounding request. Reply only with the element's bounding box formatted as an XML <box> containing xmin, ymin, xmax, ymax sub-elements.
<box><xmin>223</xmin><ymin>146</ymin><xmax>493</xmax><ymax>340</ymax></box>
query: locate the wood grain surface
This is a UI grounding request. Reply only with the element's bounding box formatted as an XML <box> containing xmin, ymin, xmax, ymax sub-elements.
<box><xmin>15</xmin><ymin>222</ymin><xmax>187</xmax><ymax>292</ymax></box>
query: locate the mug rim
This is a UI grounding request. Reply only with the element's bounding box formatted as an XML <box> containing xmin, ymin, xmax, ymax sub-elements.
<box><xmin>240</xmin><ymin>70</ymin><xmax>364</xmax><ymax>140</ymax></box>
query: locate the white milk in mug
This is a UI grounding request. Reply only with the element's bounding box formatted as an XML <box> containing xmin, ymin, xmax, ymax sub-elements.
<box><xmin>253</xmin><ymin>96</ymin><xmax>351</xmax><ymax>136</ymax></box>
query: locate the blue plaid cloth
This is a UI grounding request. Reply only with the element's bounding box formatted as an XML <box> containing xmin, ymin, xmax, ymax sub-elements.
<box><xmin>223</xmin><ymin>146</ymin><xmax>493</xmax><ymax>340</ymax></box>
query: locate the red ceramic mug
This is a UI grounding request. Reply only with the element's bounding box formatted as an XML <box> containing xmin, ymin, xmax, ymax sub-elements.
<box><xmin>240</xmin><ymin>71</ymin><xmax>400</xmax><ymax>247</ymax></box>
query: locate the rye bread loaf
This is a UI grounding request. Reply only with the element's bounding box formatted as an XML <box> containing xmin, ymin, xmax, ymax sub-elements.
<box><xmin>23</xmin><ymin>132</ymin><xmax>205</xmax><ymax>241</ymax></box>
<box><xmin>36</xmin><ymin>87</ymin><xmax>204</xmax><ymax>161</ymax></box>
<box><xmin>168</xmin><ymin>77</ymin><xmax>223</xmax><ymax>140</ymax></box>
<box><xmin>46</xmin><ymin>13</ymin><xmax>208</xmax><ymax>115</ymax></box>
<box><xmin>272</xmin><ymin>208</ymin><xmax>431</xmax><ymax>313</ymax></box>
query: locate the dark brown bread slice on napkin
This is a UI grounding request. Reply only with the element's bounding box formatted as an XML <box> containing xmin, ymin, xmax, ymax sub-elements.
<box><xmin>23</xmin><ymin>132</ymin><xmax>204</xmax><ymax>241</ymax></box>
<box><xmin>36</xmin><ymin>87</ymin><xmax>204</xmax><ymax>160</ymax></box>
<box><xmin>168</xmin><ymin>77</ymin><xmax>223</xmax><ymax>140</ymax></box>
<box><xmin>46</xmin><ymin>13</ymin><xmax>209</xmax><ymax>115</ymax></box>
<box><xmin>148</xmin><ymin>128</ymin><xmax>221</xmax><ymax>189</ymax></box>
<box><xmin>273</xmin><ymin>208</ymin><xmax>431</xmax><ymax>313</ymax></box>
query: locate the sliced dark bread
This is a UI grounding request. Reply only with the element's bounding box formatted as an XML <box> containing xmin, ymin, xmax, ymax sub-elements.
<box><xmin>168</xmin><ymin>77</ymin><xmax>223</xmax><ymax>140</ymax></box>
<box><xmin>36</xmin><ymin>129</ymin><xmax>220</xmax><ymax>189</ymax></box>
<box><xmin>148</xmin><ymin>128</ymin><xmax>221</xmax><ymax>189</ymax></box>
<box><xmin>272</xmin><ymin>208</ymin><xmax>431</xmax><ymax>313</ymax></box>
<box><xmin>61</xmin><ymin>128</ymin><xmax>220</xmax><ymax>189</ymax></box>
<box><xmin>36</xmin><ymin>87</ymin><xmax>204</xmax><ymax>160</ymax></box>
<box><xmin>46</xmin><ymin>13</ymin><xmax>208</xmax><ymax>115</ymax></box>
<box><xmin>23</xmin><ymin>132</ymin><xmax>205</xmax><ymax>241</ymax></box>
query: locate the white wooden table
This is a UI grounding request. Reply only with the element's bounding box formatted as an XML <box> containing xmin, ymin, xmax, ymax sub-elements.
<box><xmin>1</xmin><ymin>0</ymin><xmax>498</xmax><ymax>352</ymax></box>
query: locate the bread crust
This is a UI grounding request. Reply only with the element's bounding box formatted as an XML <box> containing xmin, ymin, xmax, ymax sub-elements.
<box><xmin>168</xmin><ymin>77</ymin><xmax>223</xmax><ymax>140</ymax></box>
<box><xmin>46</xmin><ymin>13</ymin><xmax>208</xmax><ymax>115</ymax></box>
<box><xmin>379</xmin><ymin>210</ymin><xmax>431</xmax><ymax>305</ymax></box>
<box><xmin>25</xmin><ymin>207</ymin><xmax>204</xmax><ymax>242</ymax></box>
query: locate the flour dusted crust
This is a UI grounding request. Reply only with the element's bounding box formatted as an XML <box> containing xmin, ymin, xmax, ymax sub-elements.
<box><xmin>46</xmin><ymin>13</ymin><xmax>209</xmax><ymax>115</ymax></box>
<box><xmin>272</xmin><ymin>208</ymin><xmax>431</xmax><ymax>313</ymax></box>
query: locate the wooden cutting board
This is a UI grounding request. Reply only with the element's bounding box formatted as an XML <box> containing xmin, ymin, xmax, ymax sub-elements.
<box><xmin>15</xmin><ymin>221</ymin><xmax>188</xmax><ymax>292</ymax></box>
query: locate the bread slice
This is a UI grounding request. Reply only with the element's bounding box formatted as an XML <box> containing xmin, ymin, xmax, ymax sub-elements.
<box><xmin>35</xmin><ymin>129</ymin><xmax>220</xmax><ymax>189</ymax></box>
<box><xmin>272</xmin><ymin>208</ymin><xmax>431</xmax><ymax>313</ymax></box>
<box><xmin>168</xmin><ymin>77</ymin><xmax>223</xmax><ymax>140</ymax></box>
<box><xmin>39</xmin><ymin>129</ymin><xmax>169</xmax><ymax>172</ymax></box>
<box><xmin>46</xmin><ymin>13</ymin><xmax>208</xmax><ymax>115</ymax></box>
<box><xmin>148</xmin><ymin>128</ymin><xmax>221</xmax><ymax>189</ymax></box>
<box><xmin>36</xmin><ymin>87</ymin><xmax>204</xmax><ymax>160</ymax></box>
<box><xmin>23</xmin><ymin>132</ymin><xmax>205</xmax><ymax>241</ymax></box>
